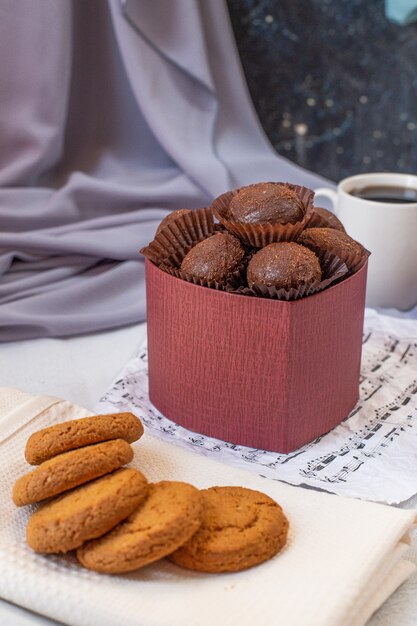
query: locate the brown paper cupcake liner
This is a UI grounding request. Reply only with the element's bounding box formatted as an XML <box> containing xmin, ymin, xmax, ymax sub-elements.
<box><xmin>161</xmin><ymin>257</ymin><xmax>249</xmax><ymax>291</ymax></box>
<box><xmin>211</xmin><ymin>183</ymin><xmax>314</xmax><ymax>247</ymax></box>
<box><xmin>230</xmin><ymin>251</ymin><xmax>349</xmax><ymax>301</ymax></box>
<box><xmin>161</xmin><ymin>244</ymin><xmax>253</xmax><ymax>290</ymax></box>
<box><xmin>160</xmin><ymin>267</ymin><xmax>229</xmax><ymax>291</ymax></box>
<box><xmin>141</xmin><ymin>207</ymin><xmax>252</xmax><ymax>290</ymax></box>
<box><xmin>338</xmin><ymin>248</ymin><xmax>370</xmax><ymax>275</ymax></box>
<box><xmin>141</xmin><ymin>203</ymin><xmax>359</xmax><ymax>299</ymax></box>
<box><xmin>297</xmin><ymin>234</ymin><xmax>370</xmax><ymax>276</ymax></box>
<box><xmin>304</xmin><ymin>209</ymin><xmax>346</xmax><ymax>232</ymax></box>
<box><xmin>140</xmin><ymin>207</ymin><xmax>215</xmax><ymax>268</ymax></box>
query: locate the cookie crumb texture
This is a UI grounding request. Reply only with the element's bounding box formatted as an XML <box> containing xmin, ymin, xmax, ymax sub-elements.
<box><xmin>298</xmin><ymin>228</ymin><xmax>364</xmax><ymax>261</ymax></box>
<box><xmin>13</xmin><ymin>439</ymin><xmax>133</xmax><ymax>506</ymax></box>
<box><xmin>247</xmin><ymin>242</ymin><xmax>322</xmax><ymax>290</ymax></box>
<box><xmin>25</xmin><ymin>413</ymin><xmax>144</xmax><ymax>465</ymax></box>
<box><xmin>180</xmin><ymin>232</ymin><xmax>245</xmax><ymax>283</ymax></box>
<box><xmin>77</xmin><ymin>481</ymin><xmax>202</xmax><ymax>574</ymax></box>
<box><xmin>26</xmin><ymin>468</ymin><xmax>148</xmax><ymax>554</ymax></box>
<box><xmin>229</xmin><ymin>183</ymin><xmax>305</xmax><ymax>225</ymax></box>
<box><xmin>311</xmin><ymin>207</ymin><xmax>346</xmax><ymax>233</ymax></box>
<box><xmin>168</xmin><ymin>486</ymin><xmax>289</xmax><ymax>573</ymax></box>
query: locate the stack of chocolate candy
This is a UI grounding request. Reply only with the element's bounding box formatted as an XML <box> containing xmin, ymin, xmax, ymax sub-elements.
<box><xmin>141</xmin><ymin>182</ymin><xmax>368</xmax><ymax>300</ymax></box>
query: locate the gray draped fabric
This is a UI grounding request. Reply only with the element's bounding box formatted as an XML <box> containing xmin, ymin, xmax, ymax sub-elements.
<box><xmin>0</xmin><ymin>0</ymin><xmax>330</xmax><ymax>341</ymax></box>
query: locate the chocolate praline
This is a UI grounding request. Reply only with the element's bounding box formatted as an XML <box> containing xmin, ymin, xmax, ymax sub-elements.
<box><xmin>229</xmin><ymin>182</ymin><xmax>306</xmax><ymax>225</ymax></box>
<box><xmin>298</xmin><ymin>228</ymin><xmax>364</xmax><ymax>261</ymax></box>
<box><xmin>247</xmin><ymin>242</ymin><xmax>322</xmax><ymax>290</ymax></box>
<box><xmin>156</xmin><ymin>209</ymin><xmax>191</xmax><ymax>236</ymax></box>
<box><xmin>310</xmin><ymin>207</ymin><xmax>346</xmax><ymax>233</ymax></box>
<box><xmin>181</xmin><ymin>232</ymin><xmax>245</xmax><ymax>282</ymax></box>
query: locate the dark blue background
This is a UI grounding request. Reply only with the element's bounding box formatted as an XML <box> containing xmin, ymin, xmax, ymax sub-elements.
<box><xmin>227</xmin><ymin>0</ymin><xmax>417</xmax><ymax>181</ymax></box>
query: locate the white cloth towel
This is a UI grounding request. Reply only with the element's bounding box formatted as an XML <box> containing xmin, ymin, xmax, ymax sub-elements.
<box><xmin>0</xmin><ymin>387</ymin><xmax>415</xmax><ymax>626</ymax></box>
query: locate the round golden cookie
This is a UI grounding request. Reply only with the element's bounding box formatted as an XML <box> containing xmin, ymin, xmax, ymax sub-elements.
<box><xmin>13</xmin><ymin>439</ymin><xmax>133</xmax><ymax>507</ymax></box>
<box><xmin>25</xmin><ymin>412</ymin><xmax>144</xmax><ymax>465</ymax></box>
<box><xmin>77</xmin><ymin>481</ymin><xmax>202</xmax><ymax>574</ymax></box>
<box><xmin>168</xmin><ymin>486</ymin><xmax>289</xmax><ymax>573</ymax></box>
<box><xmin>26</xmin><ymin>468</ymin><xmax>148</xmax><ymax>554</ymax></box>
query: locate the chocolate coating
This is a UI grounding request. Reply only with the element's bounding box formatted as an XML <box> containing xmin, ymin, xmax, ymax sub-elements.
<box><xmin>247</xmin><ymin>242</ymin><xmax>322</xmax><ymax>290</ymax></box>
<box><xmin>181</xmin><ymin>232</ymin><xmax>245</xmax><ymax>282</ymax></box>
<box><xmin>298</xmin><ymin>228</ymin><xmax>364</xmax><ymax>261</ymax></box>
<box><xmin>229</xmin><ymin>183</ymin><xmax>306</xmax><ymax>225</ymax></box>
<box><xmin>156</xmin><ymin>209</ymin><xmax>191</xmax><ymax>236</ymax></box>
<box><xmin>311</xmin><ymin>207</ymin><xmax>346</xmax><ymax>233</ymax></box>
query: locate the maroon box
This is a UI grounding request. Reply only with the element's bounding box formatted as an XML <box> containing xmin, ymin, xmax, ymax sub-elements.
<box><xmin>146</xmin><ymin>258</ymin><xmax>367</xmax><ymax>453</ymax></box>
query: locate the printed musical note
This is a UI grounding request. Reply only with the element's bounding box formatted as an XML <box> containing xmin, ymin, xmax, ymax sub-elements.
<box><xmin>97</xmin><ymin>318</ymin><xmax>417</xmax><ymax>504</ymax></box>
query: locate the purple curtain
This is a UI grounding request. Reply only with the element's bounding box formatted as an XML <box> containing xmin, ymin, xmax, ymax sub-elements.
<box><xmin>0</xmin><ymin>0</ymin><xmax>330</xmax><ymax>341</ymax></box>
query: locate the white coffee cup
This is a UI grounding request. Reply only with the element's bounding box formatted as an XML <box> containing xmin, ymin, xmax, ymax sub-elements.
<box><xmin>315</xmin><ymin>172</ymin><xmax>417</xmax><ymax>310</ymax></box>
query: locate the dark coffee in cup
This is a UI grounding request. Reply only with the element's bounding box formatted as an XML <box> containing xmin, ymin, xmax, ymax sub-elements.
<box><xmin>350</xmin><ymin>185</ymin><xmax>417</xmax><ymax>203</ymax></box>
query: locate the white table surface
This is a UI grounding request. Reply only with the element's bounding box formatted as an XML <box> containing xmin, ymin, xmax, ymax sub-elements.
<box><xmin>0</xmin><ymin>320</ymin><xmax>416</xmax><ymax>626</ymax></box>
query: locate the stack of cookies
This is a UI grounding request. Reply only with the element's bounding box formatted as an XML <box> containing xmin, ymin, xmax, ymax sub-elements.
<box><xmin>14</xmin><ymin>413</ymin><xmax>147</xmax><ymax>555</ymax></box>
<box><xmin>13</xmin><ymin>414</ymin><xmax>289</xmax><ymax>575</ymax></box>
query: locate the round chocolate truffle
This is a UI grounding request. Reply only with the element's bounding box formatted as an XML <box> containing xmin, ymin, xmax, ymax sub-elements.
<box><xmin>298</xmin><ymin>228</ymin><xmax>364</xmax><ymax>261</ymax></box>
<box><xmin>229</xmin><ymin>183</ymin><xmax>306</xmax><ymax>225</ymax></box>
<box><xmin>311</xmin><ymin>207</ymin><xmax>346</xmax><ymax>233</ymax></box>
<box><xmin>156</xmin><ymin>209</ymin><xmax>191</xmax><ymax>236</ymax></box>
<box><xmin>181</xmin><ymin>232</ymin><xmax>245</xmax><ymax>282</ymax></box>
<box><xmin>247</xmin><ymin>242</ymin><xmax>322</xmax><ymax>290</ymax></box>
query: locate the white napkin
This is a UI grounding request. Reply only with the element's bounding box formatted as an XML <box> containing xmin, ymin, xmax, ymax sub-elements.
<box><xmin>0</xmin><ymin>387</ymin><xmax>415</xmax><ymax>626</ymax></box>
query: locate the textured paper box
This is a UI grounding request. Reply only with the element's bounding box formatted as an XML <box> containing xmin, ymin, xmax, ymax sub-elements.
<box><xmin>146</xmin><ymin>258</ymin><xmax>368</xmax><ymax>453</ymax></box>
